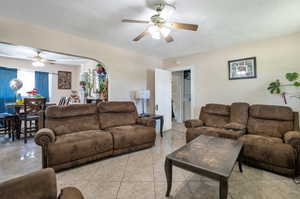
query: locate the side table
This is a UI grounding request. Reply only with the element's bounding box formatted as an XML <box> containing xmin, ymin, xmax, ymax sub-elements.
<box><xmin>139</xmin><ymin>114</ymin><xmax>164</xmax><ymax>137</ymax></box>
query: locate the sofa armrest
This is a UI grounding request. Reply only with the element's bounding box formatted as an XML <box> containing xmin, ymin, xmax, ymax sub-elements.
<box><xmin>184</xmin><ymin>119</ymin><xmax>204</xmax><ymax>128</ymax></box>
<box><xmin>224</xmin><ymin>122</ymin><xmax>246</xmax><ymax>131</ymax></box>
<box><xmin>136</xmin><ymin>118</ymin><xmax>156</xmax><ymax>128</ymax></box>
<box><xmin>0</xmin><ymin>168</ymin><xmax>57</xmax><ymax>199</ymax></box>
<box><xmin>284</xmin><ymin>131</ymin><xmax>300</xmax><ymax>149</ymax></box>
<box><xmin>58</xmin><ymin>187</ymin><xmax>85</xmax><ymax>199</ymax></box>
<box><xmin>34</xmin><ymin>128</ymin><xmax>56</xmax><ymax>146</ymax></box>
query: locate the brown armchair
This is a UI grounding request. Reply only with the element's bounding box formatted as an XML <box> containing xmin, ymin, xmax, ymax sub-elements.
<box><xmin>0</xmin><ymin>168</ymin><xmax>84</xmax><ymax>199</ymax></box>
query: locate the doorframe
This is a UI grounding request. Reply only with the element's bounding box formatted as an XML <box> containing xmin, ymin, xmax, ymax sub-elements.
<box><xmin>168</xmin><ymin>65</ymin><xmax>196</xmax><ymax>119</ymax></box>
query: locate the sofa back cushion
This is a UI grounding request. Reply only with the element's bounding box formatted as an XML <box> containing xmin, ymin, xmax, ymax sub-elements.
<box><xmin>200</xmin><ymin>104</ymin><xmax>230</xmax><ymax>128</ymax></box>
<box><xmin>247</xmin><ymin>105</ymin><xmax>294</xmax><ymax>138</ymax></box>
<box><xmin>230</xmin><ymin>102</ymin><xmax>249</xmax><ymax>125</ymax></box>
<box><xmin>98</xmin><ymin>102</ymin><xmax>138</xmax><ymax>129</ymax></box>
<box><xmin>46</xmin><ymin>104</ymin><xmax>100</xmax><ymax>136</ymax></box>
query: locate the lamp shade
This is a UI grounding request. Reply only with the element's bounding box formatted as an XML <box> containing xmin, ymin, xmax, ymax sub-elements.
<box><xmin>135</xmin><ymin>90</ymin><xmax>150</xmax><ymax>99</ymax></box>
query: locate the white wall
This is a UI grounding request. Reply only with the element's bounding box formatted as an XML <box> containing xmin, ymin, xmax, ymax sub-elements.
<box><xmin>0</xmin><ymin>16</ymin><xmax>162</xmax><ymax>114</ymax></box>
<box><xmin>0</xmin><ymin>57</ymin><xmax>80</xmax><ymax>104</ymax></box>
<box><xmin>163</xmin><ymin>32</ymin><xmax>300</xmax><ymax>118</ymax></box>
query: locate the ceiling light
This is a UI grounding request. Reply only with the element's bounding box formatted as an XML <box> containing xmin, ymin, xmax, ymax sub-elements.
<box><xmin>160</xmin><ymin>27</ymin><xmax>171</xmax><ymax>37</ymax></box>
<box><xmin>32</xmin><ymin>61</ymin><xmax>45</xmax><ymax>67</ymax></box>
<box><xmin>148</xmin><ymin>26</ymin><xmax>161</xmax><ymax>40</ymax></box>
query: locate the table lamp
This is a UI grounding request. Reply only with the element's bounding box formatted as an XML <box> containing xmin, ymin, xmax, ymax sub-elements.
<box><xmin>135</xmin><ymin>90</ymin><xmax>150</xmax><ymax>116</ymax></box>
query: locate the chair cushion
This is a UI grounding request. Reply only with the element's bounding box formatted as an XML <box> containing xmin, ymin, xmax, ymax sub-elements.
<box><xmin>107</xmin><ymin>125</ymin><xmax>156</xmax><ymax>150</ymax></box>
<box><xmin>48</xmin><ymin>130</ymin><xmax>113</xmax><ymax>166</ymax></box>
<box><xmin>186</xmin><ymin>126</ymin><xmax>244</xmax><ymax>142</ymax></box>
<box><xmin>239</xmin><ymin>135</ymin><xmax>296</xmax><ymax>169</ymax></box>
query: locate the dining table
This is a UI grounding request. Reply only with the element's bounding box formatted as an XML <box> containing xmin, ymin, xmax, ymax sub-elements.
<box><xmin>5</xmin><ymin>102</ymin><xmax>56</xmax><ymax>139</ymax></box>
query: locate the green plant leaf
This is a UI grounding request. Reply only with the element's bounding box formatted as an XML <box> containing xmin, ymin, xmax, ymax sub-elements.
<box><xmin>286</xmin><ymin>72</ymin><xmax>299</xmax><ymax>82</ymax></box>
<box><xmin>294</xmin><ymin>82</ymin><xmax>300</xmax><ymax>87</ymax></box>
<box><xmin>268</xmin><ymin>80</ymin><xmax>281</xmax><ymax>94</ymax></box>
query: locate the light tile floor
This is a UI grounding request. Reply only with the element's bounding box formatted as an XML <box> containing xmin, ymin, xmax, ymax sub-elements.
<box><xmin>0</xmin><ymin>123</ymin><xmax>299</xmax><ymax>199</ymax></box>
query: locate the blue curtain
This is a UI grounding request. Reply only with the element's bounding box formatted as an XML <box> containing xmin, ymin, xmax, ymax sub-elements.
<box><xmin>0</xmin><ymin>67</ymin><xmax>17</xmax><ymax>113</ymax></box>
<box><xmin>35</xmin><ymin>71</ymin><xmax>49</xmax><ymax>101</ymax></box>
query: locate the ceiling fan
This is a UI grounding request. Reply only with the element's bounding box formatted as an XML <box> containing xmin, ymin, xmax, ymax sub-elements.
<box><xmin>122</xmin><ymin>3</ymin><xmax>199</xmax><ymax>43</ymax></box>
<box><xmin>31</xmin><ymin>51</ymin><xmax>55</xmax><ymax>67</ymax></box>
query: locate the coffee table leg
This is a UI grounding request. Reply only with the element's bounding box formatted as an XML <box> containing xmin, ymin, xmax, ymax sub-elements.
<box><xmin>238</xmin><ymin>160</ymin><xmax>243</xmax><ymax>173</ymax></box>
<box><xmin>220</xmin><ymin>177</ymin><xmax>228</xmax><ymax>199</ymax></box>
<box><xmin>165</xmin><ymin>158</ymin><xmax>172</xmax><ymax>197</ymax></box>
<box><xmin>160</xmin><ymin>117</ymin><xmax>164</xmax><ymax>137</ymax></box>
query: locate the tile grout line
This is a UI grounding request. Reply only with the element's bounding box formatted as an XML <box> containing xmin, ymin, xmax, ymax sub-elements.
<box><xmin>115</xmin><ymin>154</ymin><xmax>129</xmax><ymax>199</ymax></box>
<box><xmin>151</xmin><ymin>143</ymin><xmax>156</xmax><ymax>199</ymax></box>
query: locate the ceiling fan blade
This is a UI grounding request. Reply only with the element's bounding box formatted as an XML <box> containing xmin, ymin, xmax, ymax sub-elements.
<box><xmin>164</xmin><ymin>35</ymin><xmax>174</xmax><ymax>43</ymax></box>
<box><xmin>122</xmin><ymin>19</ymin><xmax>149</xmax><ymax>24</ymax></box>
<box><xmin>168</xmin><ymin>23</ymin><xmax>199</xmax><ymax>31</ymax></box>
<box><xmin>133</xmin><ymin>30</ymin><xmax>149</xmax><ymax>41</ymax></box>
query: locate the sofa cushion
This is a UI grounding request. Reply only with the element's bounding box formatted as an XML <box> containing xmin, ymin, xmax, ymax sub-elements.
<box><xmin>48</xmin><ymin>130</ymin><xmax>113</xmax><ymax>166</ymax></box>
<box><xmin>247</xmin><ymin>117</ymin><xmax>293</xmax><ymax>138</ymax></box>
<box><xmin>239</xmin><ymin>135</ymin><xmax>296</xmax><ymax>169</ymax></box>
<box><xmin>98</xmin><ymin>102</ymin><xmax>138</xmax><ymax>129</ymax></box>
<box><xmin>201</xmin><ymin>113</ymin><xmax>229</xmax><ymax>128</ymax></box>
<box><xmin>230</xmin><ymin>103</ymin><xmax>249</xmax><ymax>125</ymax></box>
<box><xmin>186</xmin><ymin>126</ymin><xmax>244</xmax><ymax>142</ymax></box>
<box><xmin>205</xmin><ymin>104</ymin><xmax>230</xmax><ymax>116</ymax></box>
<box><xmin>250</xmin><ymin>105</ymin><xmax>294</xmax><ymax>121</ymax></box>
<box><xmin>224</xmin><ymin>122</ymin><xmax>246</xmax><ymax>130</ymax></box>
<box><xmin>47</xmin><ymin>115</ymin><xmax>100</xmax><ymax>136</ymax></box>
<box><xmin>98</xmin><ymin>101</ymin><xmax>136</xmax><ymax>113</ymax></box>
<box><xmin>107</xmin><ymin>125</ymin><xmax>156</xmax><ymax>150</ymax></box>
<box><xmin>46</xmin><ymin>104</ymin><xmax>97</xmax><ymax>119</ymax></box>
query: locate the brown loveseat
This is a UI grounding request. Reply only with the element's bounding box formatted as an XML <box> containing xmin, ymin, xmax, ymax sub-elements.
<box><xmin>0</xmin><ymin>168</ymin><xmax>84</xmax><ymax>199</ymax></box>
<box><xmin>185</xmin><ymin>103</ymin><xmax>249</xmax><ymax>142</ymax></box>
<box><xmin>35</xmin><ymin>102</ymin><xmax>156</xmax><ymax>171</ymax></box>
<box><xmin>185</xmin><ymin>103</ymin><xmax>300</xmax><ymax>177</ymax></box>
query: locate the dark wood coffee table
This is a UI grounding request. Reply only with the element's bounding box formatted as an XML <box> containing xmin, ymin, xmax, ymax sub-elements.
<box><xmin>165</xmin><ymin>135</ymin><xmax>243</xmax><ymax>199</ymax></box>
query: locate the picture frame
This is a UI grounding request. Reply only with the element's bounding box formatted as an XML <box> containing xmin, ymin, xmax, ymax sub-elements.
<box><xmin>58</xmin><ymin>71</ymin><xmax>72</xmax><ymax>89</ymax></box>
<box><xmin>228</xmin><ymin>57</ymin><xmax>257</xmax><ymax>80</ymax></box>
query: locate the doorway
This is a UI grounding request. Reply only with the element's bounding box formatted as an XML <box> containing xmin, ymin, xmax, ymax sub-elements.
<box><xmin>172</xmin><ymin>70</ymin><xmax>191</xmax><ymax>123</ymax></box>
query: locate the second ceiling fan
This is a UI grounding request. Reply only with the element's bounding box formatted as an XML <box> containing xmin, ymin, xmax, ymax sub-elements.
<box><xmin>122</xmin><ymin>3</ymin><xmax>199</xmax><ymax>43</ymax></box>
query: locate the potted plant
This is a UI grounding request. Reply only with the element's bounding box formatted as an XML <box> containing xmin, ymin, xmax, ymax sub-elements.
<box><xmin>268</xmin><ymin>72</ymin><xmax>300</xmax><ymax>104</ymax></box>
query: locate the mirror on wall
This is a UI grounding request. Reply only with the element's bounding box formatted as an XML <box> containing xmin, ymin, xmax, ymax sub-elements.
<box><xmin>0</xmin><ymin>42</ymin><xmax>108</xmax><ymax>107</ymax></box>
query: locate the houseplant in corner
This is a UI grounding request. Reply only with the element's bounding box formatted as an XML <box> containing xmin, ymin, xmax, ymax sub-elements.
<box><xmin>268</xmin><ymin>72</ymin><xmax>300</xmax><ymax>104</ymax></box>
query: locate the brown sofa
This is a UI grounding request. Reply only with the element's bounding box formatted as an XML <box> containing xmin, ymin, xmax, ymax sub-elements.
<box><xmin>185</xmin><ymin>103</ymin><xmax>300</xmax><ymax>177</ymax></box>
<box><xmin>35</xmin><ymin>102</ymin><xmax>156</xmax><ymax>171</ymax></box>
<box><xmin>0</xmin><ymin>168</ymin><xmax>84</xmax><ymax>199</ymax></box>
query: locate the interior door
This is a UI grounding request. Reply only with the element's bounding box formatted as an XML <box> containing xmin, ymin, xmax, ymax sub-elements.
<box><xmin>155</xmin><ymin>68</ymin><xmax>172</xmax><ymax>131</ymax></box>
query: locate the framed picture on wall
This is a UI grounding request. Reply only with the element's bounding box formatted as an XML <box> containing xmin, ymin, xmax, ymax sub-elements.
<box><xmin>228</xmin><ymin>57</ymin><xmax>257</xmax><ymax>80</ymax></box>
<box><xmin>58</xmin><ymin>71</ymin><xmax>72</xmax><ymax>89</ymax></box>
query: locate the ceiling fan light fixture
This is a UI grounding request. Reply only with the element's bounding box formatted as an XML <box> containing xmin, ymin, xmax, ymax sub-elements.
<box><xmin>160</xmin><ymin>27</ymin><xmax>171</xmax><ymax>37</ymax></box>
<box><xmin>148</xmin><ymin>26</ymin><xmax>161</xmax><ymax>40</ymax></box>
<box><xmin>32</xmin><ymin>61</ymin><xmax>45</xmax><ymax>67</ymax></box>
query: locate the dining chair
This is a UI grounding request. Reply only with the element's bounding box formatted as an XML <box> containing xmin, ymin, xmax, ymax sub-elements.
<box><xmin>0</xmin><ymin>113</ymin><xmax>16</xmax><ymax>141</ymax></box>
<box><xmin>19</xmin><ymin>98</ymin><xmax>46</xmax><ymax>143</ymax></box>
<box><xmin>58</xmin><ymin>97</ymin><xmax>70</xmax><ymax>106</ymax></box>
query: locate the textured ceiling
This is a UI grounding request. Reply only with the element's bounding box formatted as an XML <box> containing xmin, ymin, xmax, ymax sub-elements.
<box><xmin>0</xmin><ymin>0</ymin><xmax>300</xmax><ymax>58</ymax></box>
<box><xmin>0</xmin><ymin>43</ymin><xmax>92</xmax><ymax>66</ymax></box>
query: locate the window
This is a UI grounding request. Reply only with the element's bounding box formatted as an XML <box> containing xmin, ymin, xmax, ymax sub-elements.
<box><xmin>17</xmin><ymin>71</ymin><xmax>35</xmax><ymax>97</ymax></box>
